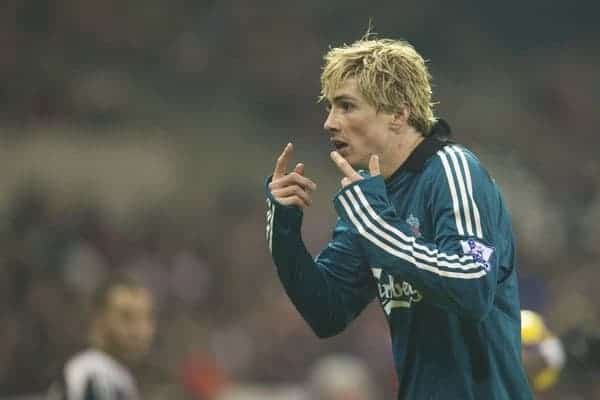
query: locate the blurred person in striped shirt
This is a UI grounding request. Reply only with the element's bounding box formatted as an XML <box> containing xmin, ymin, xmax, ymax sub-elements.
<box><xmin>47</xmin><ymin>276</ymin><xmax>155</xmax><ymax>400</ymax></box>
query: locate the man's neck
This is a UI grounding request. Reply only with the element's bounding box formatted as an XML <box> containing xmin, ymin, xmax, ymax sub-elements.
<box><xmin>90</xmin><ymin>337</ymin><xmax>131</xmax><ymax>368</ymax></box>
<box><xmin>381</xmin><ymin>128</ymin><xmax>425</xmax><ymax>179</ymax></box>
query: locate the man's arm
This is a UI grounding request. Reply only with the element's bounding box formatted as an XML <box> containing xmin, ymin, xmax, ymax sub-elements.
<box><xmin>265</xmin><ymin>144</ymin><xmax>375</xmax><ymax>338</ymax></box>
<box><xmin>331</xmin><ymin>147</ymin><xmax>508</xmax><ymax>321</ymax></box>
<box><xmin>267</xmin><ymin>191</ymin><xmax>375</xmax><ymax>337</ymax></box>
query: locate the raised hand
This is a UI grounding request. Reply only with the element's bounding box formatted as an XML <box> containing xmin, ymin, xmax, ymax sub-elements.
<box><xmin>269</xmin><ymin>143</ymin><xmax>317</xmax><ymax>209</ymax></box>
<box><xmin>330</xmin><ymin>151</ymin><xmax>380</xmax><ymax>188</ymax></box>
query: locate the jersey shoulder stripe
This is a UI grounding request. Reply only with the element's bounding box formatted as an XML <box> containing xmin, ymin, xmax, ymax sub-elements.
<box><xmin>435</xmin><ymin>145</ymin><xmax>483</xmax><ymax>239</ymax></box>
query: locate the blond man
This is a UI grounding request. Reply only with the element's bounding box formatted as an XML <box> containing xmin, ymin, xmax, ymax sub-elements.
<box><xmin>265</xmin><ymin>36</ymin><xmax>533</xmax><ymax>399</ymax></box>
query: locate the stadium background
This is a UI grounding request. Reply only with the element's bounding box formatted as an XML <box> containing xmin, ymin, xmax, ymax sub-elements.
<box><xmin>1</xmin><ymin>0</ymin><xmax>599</xmax><ymax>398</ymax></box>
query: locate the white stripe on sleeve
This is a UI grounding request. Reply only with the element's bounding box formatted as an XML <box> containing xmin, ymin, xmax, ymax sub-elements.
<box><xmin>437</xmin><ymin>150</ymin><xmax>465</xmax><ymax>235</ymax></box>
<box><xmin>452</xmin><ymin>145</ymin><xmax>483</xmax><ymax>238</ymax></box>
<box><xmin>351</xmin><ymin>186</ymin><xmax>474</xmax><ymax>265</ymax></box>
<box><xmin>266</xmin><ymin>199</ymin><xmax>275</xmax><ymax>253</ymax></box>
<box><xmin>339</xmin><ymin>193</ymin><xmax>486</xmax><ymax>279</ymax></box>
<box><xmin>444</xmin><ymin>146</ymin><xmax>474</xmax><ymax>236</ymax></box>
<box><xmin>346</xmin><ymin>190</ymin><xmax>479</xmax><ymax>270</ymax></box>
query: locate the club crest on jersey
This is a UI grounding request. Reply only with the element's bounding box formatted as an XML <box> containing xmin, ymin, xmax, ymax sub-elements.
<box><xmin>460</xmin><ymin>239</ymin><xmax>494</xmax><ymax>271</ymax></box>
<box><xmin>371</xmin><ymin>268</ymin><xmax>422</xmax><ymax>315</ymax></box>
<box><xmin>406</xmin><ymin>213</ymin><xmax>422</xmax><ymax>238</ymax></box>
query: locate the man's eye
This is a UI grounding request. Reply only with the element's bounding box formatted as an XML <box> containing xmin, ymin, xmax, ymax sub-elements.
<box><xmin>341</xmin><ymin>102</ymin><xmax>353</xmax><ymax>111</ymax></box>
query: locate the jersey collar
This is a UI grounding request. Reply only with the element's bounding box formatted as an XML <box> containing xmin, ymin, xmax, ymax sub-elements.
<box><xmin>386</xmin><ymin>119</ymin><xmax>452</xmax><ymax>181</ymax></box>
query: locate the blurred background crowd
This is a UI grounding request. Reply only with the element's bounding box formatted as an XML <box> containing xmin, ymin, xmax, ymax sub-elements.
<box><xmin>1</xmin><ymin>0</ymin><xmax>600</xmax><ymax>398</ymax></box>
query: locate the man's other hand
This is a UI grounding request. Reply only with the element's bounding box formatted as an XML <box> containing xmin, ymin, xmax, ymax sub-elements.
<box><xmin>330</xmin><ymin>151</ymin><xmax>380</xmax><ymax>188</ymax></box>
<box><xmin>269</xmin><ymin>143</ymin><xmax>317</xmax><ymax>209</ymax></box>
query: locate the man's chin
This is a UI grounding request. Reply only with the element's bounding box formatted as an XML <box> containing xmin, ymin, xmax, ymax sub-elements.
<box><xmin>348</xmin><ymin>157</ymin><xmax>368</xmax><ymax>171</ymax></box>
<box><xmin>338</xmin><ymin>151</ymin><xmax>367</xmax><ymax>170</ymax></box>
<box><xmin>122</xmin><ymin>351</ymin><xmax>146</xmax><ymax>366</ymax></box>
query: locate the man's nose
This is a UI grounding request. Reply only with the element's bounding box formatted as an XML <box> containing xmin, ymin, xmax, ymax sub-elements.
<box><xmin>133</xmin><ymin>319</ymin><xmax>155</xmax><ymax>340</ymax></box>
<box><xmin>323</xmin><ymin>110</ymin><xmax>339</xmax><ymax>133</ymax></box>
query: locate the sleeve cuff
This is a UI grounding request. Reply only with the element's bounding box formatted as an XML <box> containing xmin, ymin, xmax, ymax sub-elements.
<box><xmin>333</xmin><ymin>175</ymin><xmax>390</xmax><ymax>225</ymax></box>
<box><xmin>265</xmin><ymin>175</ymin><xmax>303</xmax><ymax>238</ymax></box>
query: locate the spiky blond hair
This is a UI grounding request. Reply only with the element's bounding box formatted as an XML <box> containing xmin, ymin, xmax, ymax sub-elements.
<box><xmin>320</xmin><ymin>37</ymin><xmax>437</xmax><ymax>135</ymax></box>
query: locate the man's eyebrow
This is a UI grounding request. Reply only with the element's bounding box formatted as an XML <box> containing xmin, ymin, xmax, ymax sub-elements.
<box><xmin>332</xmin><ymin>95</ymin><xmax>358</xmax><ymax>103</ymax></box>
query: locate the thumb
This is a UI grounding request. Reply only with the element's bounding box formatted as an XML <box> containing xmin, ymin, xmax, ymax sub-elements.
<box><xmin>294</xmin><ymin>163</ymin><xmax>305</xmax><ymax>176</ymax></box>
<box><xmin>369</xmin><ymin>154</ymin><xmax>381</xmax><ymax>176</ymax></box>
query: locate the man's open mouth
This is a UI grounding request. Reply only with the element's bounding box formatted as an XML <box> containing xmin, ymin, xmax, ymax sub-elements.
<box><xmin>330</xmin><ymin>139</ymin><xmax>348</xmax><ymax>151</ymax></box>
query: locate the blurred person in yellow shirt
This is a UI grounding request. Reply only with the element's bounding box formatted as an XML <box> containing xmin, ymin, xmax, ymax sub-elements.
<box><xmin>306</xmin><ymin>354</ymin><xmax>379</xmax><ymax>400</ymax></box>
<box><xmin>520</xmin><ymin>309</ymin><xmax>565</xmax><ymax>396</ymax></box>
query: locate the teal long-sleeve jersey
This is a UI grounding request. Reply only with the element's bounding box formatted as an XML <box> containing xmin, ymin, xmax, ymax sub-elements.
<box><xmin>265</xmin><ymin>121</ymin><xmax>533</xmax><ymax>399</ymax></box>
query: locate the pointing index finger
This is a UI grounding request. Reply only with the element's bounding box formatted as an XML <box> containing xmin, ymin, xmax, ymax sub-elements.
<box><xmin>273</xmin><ymin>143</ymin><xmax>293</xmax><ymax>179</ymax></box>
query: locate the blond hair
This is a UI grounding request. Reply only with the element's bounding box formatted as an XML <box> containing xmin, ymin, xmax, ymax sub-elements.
<box><xmin>320</xmin><ymin>37</ymin><xmax>437</xmax><ymax>135</ymax></box>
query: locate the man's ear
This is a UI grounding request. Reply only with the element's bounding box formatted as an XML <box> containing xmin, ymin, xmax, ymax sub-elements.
<box><xmin>390</xmin><ymin>104</ymin><xmax>410</xmax><ymax>130</ymax></box>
